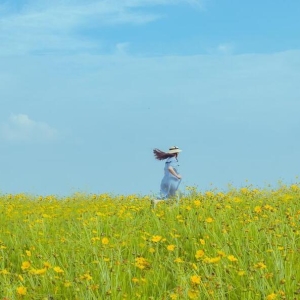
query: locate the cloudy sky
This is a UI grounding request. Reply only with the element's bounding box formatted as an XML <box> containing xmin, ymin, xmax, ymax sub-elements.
<box><xmin>1</xmin><ymin>0</ymin><xmax>300</xmax><ymax>196</ymax></box>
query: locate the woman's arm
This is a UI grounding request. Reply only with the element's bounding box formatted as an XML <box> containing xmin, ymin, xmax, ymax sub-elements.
<box><xmin>168</xmin><ymin>166</ymin><xmax>182</xmax><ymax>179</ymax></box>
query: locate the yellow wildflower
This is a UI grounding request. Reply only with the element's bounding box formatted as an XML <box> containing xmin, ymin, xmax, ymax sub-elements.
<box><xmin>227</xmin><ymin>255</ymin><xmax>238</xmax><ymax>262</ymax></box>
<box><xmin>17</xmin><ymin>286</ymin><xmax>27</xmax><ymax>296</ymax></box>
<box><xmin>43</xmin><ymin>262</ymin><xmax>51</xmax><ymax>269</ymax></box>
<box><xmin>188</xmin><ymin>289</ymin><xmax>199</xmax><ymax>299</ymax></box>
<box><xmin>21</xmin><ymin>261</ymin><xmax>31</xmax><ymax>270</ymax></box>
<box><xmin>204</xmin><ymin>256</ymin><xmax>221</xmax><ymax>264</ymax></box>
<box><xmin>64</xmin><ymin>281</ymin><xmax>72</xmax><ymax>287</ymax></box>
<box><xmin>254</xmin><ymin>262</ymin><xmax>267</xmax><ymax>269</ymax></box>
<box><xmin>151</xmin><ymin>235</ymin><xmax>162</xmax><ymax>243</ymax></box>
<box><xmin>195</xmin><ymin>250</ymin><xmax>205</xmax><ymax>259</ymax></box>
<box><xmin>25</xmin><ymin>250</ymin><xmax>31</xmax><ymax>257</ymax></box>
<box><xmin>102</xmin><ymin>237</ymin><xmax>109</xmax><ymax>245</ymax></box>
<box><xmin>81</xmin><ymin>273</ymin><xmax>92</xmax><ymax>280</ymax></box>
<box><xmin>167</xmin><ymin>245</ymin><xmax>175</xmax><ymax>251</ymax></box>
<box><xmin>30</xmin><ymin>268</ymin><xmax>47</xmax><ymax>275</ymax></box>
<box><xmin>205</xmin><ymin>217</ymin><xmax>214</xmax><ymax>223</ymax></box>
<box><xmin>254</xmin><ymin>206</ymin><xmax>262</xmax><ymax>213</ymax></box>
<box><xmin>266</xmin><ymin>293</ymin><xmax>277</xmax><ymax>300</ymax></box>
<box><xmin>217</xmin><ymin>250</ymin><xmax>226</xmax><ymax>257</ymax></box>
<box><xmin>174</xmin><ymin>257</ymin><xmax>184</xmax><ymax>263</ymax></box>
<box><xmin>190</xmin><ymin>275</ymin><xmax>201</xmax><ymax>285</ymax></box>
<box><xmin>135</xmin><ymin>257</ymin><xmax>150</xmax><ymax>270</ymax></box>
<box><xmin>199</xmin><ymin>239</ymin><xmax>205</xmax><ymax>245</ymax></box>
<box><xmin>53</xmin><ymin>266</ymin><xmax>64</xmax><ymax>273</ymax></box>
<box><xmin>193</xmin><ymin>200</ymin><xmax>201</xmax><ymax>207</ymax></box>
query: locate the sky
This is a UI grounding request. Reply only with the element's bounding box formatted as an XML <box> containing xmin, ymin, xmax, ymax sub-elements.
<box><xmin>1</xmin><ymin>0</ymin><xmax>300</xmax><ymax>196</ymax></box>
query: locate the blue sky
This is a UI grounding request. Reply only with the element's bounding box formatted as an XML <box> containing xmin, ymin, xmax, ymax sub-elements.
<box><xmin>1</xmin><ymin>0</ymin><xmax>300</xmax><ymax>196</ymax></box>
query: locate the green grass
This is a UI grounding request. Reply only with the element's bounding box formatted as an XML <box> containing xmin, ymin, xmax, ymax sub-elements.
<box><xmin>0</xmin><ymin>186</ymin><xmax>299</xmax><ymax>299</ymax></box>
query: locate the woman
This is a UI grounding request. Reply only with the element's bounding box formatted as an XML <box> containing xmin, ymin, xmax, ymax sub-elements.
<box><xmin>153</xmin><ymin>146</ymin><xmax>182</xmax><ymax>200</ymax></box>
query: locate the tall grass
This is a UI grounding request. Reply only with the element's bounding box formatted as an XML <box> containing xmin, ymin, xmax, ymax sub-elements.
<box><xmin>0</xmin><ymin>185</ymin><xmax>299</xmax><ymax>299</ymax></box>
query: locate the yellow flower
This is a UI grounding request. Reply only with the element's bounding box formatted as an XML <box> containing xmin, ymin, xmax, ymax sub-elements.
<box><xmin>238</xmin><ymin>270</ymin><xmax>245</xmax><ymax>276</ymax></box>
<box><xmin>190</xmin><ymin>275</ymin><xmax>201</xmax><ymax>285</ymax></box>
<box><xmin>217</xmin><ymin>250</ymin><xmax>226</xmax><ymax>257</ymax></box>
<box><xmin>81</xmin><ymin>273</ymin><xmax>92</xmax><ymax>281</ymax></box>
<box><xmin>0</xmin><ymin>269</ymin><xmax>10</xmax><ymax>275</ymax></box>
<box><xmin>151</xmin><ymin>235</ymin><xmax>162</xmax><ymax>243</ymax></box>
<box><xmin>188</xmin><ymin>289</ymin><xmax>199</xmax><ymax>299</ymax></box>
<box><xmin>193</xmin><ymin>200</ymin><xmax>201</xmax><ymax>207</ymax></box>
<box><xmin>254</xmin><ymin>262</ymin><xmax>267</xmax><ymax>269</ymax></box>
<box><xmin>102</xmin><ymin>237</ymin><xmax>109</xmax><ymax>245</ymax></box>
<box><xmin>53</xmin><ymin>266</ymin><xmax>64</xmax><ymax>273</ymax></box>
<box><xmin>43</xmin><ymin>262</ymin><xmax>52</xmax><ymax>269</ymax></box>
<box><xmin>30</xmin><ymin>268</ymin><xmax>47</xmax><ymax>275</ymax></box>
<box><xmin>204</xmin><ymin>256</ymin><xmax>221</xmax><ymax>264</ymax></box>
<box><xmin>132</xmin><ymin>277</ymin><xmax>139</xmax><ymax>283</ymax></box>
<box><xmin>135</xmin><ymin>257</ymin><xmax>150</xmax><ymax>270</ymax></box>
<box><xmin>254</xmin><ymin>206</ymin><xmax>262</xmax><ymax>213</ymax></box>
<box><xmin>174</xmin><ymin>257</ymin><xmax>184</xmax><ymax>263</ymax></box>
<box><xmin>266</xmin><ymin>293</ymin><xmax>277</xmax><ymax>300</ymax></box>
<box><xmin>205</xmin><ymin>217</ymin><xmax>214</xmax><ymax>223</ymax></box>
<box><xmin>167</xmin><ymin>245</ymin><xmax>175</xmax><ymax>251</ymax></box>
<box><xmin>21</xmin><ymin>261</ymin><xmax>31</xmax><ymax>270</ymax></box>
<box><xmin>149</xmin><ymin>247</ymin><xmax>155</xmax><ymax>253</ymax></box>
<box><xmin>17</xmin><ymin>286</ymin><xmax>27</xmax><ymax>296</ymax></box>
<box><xmin>227</xmin><ymin>255</ymin><xmax>238</xmax><ymax>262</ymax></box>
<box><xmin>170</xmin><ymin>293</ymin><xmax>178</xmax><ymax>299</ymax></box>
<box><xmin>64</xmin><ymin>281</ymin><xmax>72</xmax><ymax>287</ymax></box>
<box><xmin>25</xmin><ymin>250</ymin><xmax>31</xmax><ymax>257</ymax></box>
<box><xmin>195</xmin><ymin>250</ymin><xmax>205</xmax><ymax>259</ymax></box>
<box><xmin>199</xmin><ymin>239</ymin><xmax>205</xmax><ymax>245</ymax></box>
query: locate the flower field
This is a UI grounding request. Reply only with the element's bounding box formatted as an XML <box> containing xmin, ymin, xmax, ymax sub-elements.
<box><xmin>1</xmin><ymin>185</ymin><xmax>300</xmax><ymax>299</ymax></box>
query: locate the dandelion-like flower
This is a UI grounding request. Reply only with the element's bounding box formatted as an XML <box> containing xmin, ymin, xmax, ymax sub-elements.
<box><xmin>167</xmin><ymin>245</ymin><xmax>175</xmax><ymax>251</ymax></box>
<box><xmin>195</xmin><ymin>250</ymin><xmax>205</xmax><ymax>259</ymax></box>
<box><xmin>190</xmin><ymin>275</ymin><xmax>201</xmax><ymax>285</ymax></box>
<box><xmin>254</xmin><ymin>262</ymin><xmax>267</xmax><ymax>269</ymax></box>
<box><xmin>102</xmin><ymin>237</ymin><xmax>109</xmax><ymax>245</ymax></box>
<box><xmin>266</xmin><ymin>293</ymin><xmax>277</xmax><ymax>300</ymax></box>
<box><xmin>53</xmin><ymin>266</ymin><xmax>64</xmax><ymax>273</ymax></box>
<box><xmin>151</xmin><ymin>235</ymin><xmax>162</xmax><ymax>243</ymax></box>
<box><xmin>227</xmin><ymin>255</ymin><xmax>238</xmax><ymax>262</ymax></box>
<box><xmin>16</xmin><ymin>286</ymin><xmax>27</xmax><ymax>296</ymax></box>
<box><xmin>21</xmin><ymin>261</ymin><xmax>31</xmax><ymax>271</ymax></box>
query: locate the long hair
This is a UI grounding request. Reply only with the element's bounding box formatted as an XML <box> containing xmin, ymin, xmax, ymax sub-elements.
<box><xmin>153</xmin><ymin>148</ymin><xmax>176</xmax><ymax>161</ymax></box>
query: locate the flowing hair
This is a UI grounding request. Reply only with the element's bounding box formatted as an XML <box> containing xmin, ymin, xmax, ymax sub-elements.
<box><xmin>153</xmin><ymin>148</ymin><xmax>176</xmax><ymax>161</ymax></box>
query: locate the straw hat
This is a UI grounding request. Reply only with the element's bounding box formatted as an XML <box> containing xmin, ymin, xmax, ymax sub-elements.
<box><xmin>168</xmin><ymin>146</ymin><xmax>182</xmax><ymax>154</ymax></box>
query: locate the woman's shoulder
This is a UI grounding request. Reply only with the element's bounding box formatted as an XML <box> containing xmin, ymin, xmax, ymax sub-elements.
<box><xmin>166</xmin><ymin>156</ymin><xmax>177</xmax><ymax>163</ymax></box>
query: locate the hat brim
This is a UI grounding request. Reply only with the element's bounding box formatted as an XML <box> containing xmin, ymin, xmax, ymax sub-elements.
<box><xmin>168</xmin><ymin>149</ymin><xmax>182</xmax><ymax>154</ymax></box>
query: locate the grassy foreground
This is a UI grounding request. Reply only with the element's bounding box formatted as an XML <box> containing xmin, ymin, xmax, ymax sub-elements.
<box><xmin>0</xmin><ymin>185</ymin><xmax>300</xmax><ymax>300</ymax></box>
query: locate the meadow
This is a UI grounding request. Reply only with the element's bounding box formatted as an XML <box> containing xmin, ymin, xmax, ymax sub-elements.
<box><xmin>0</xmin><ymin>185</ymin><xmax>300</xmax><ymax>300</ymax></box>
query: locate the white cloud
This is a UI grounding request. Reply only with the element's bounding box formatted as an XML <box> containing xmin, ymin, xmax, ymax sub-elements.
<box><xmin>1</xmin><ymin>114</ymin><xmax>58</xmax><ymax>142</ymax></box>
<box><xmin>0</xmin><ymin>0</ymin><xmax>204</xmax><ymax>55</ymax></box>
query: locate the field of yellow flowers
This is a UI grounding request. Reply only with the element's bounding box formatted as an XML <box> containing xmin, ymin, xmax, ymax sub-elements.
<box><xmin>1</xmin><ymin>185</ymin><xmax>300</xmax><ymax>300</ymax></box>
